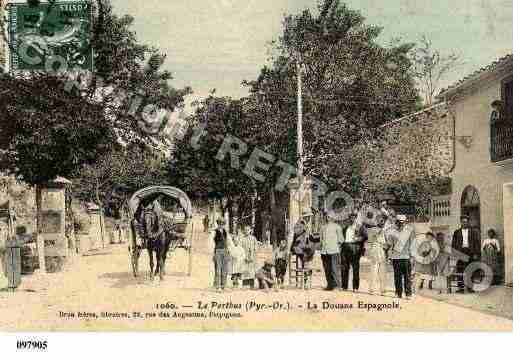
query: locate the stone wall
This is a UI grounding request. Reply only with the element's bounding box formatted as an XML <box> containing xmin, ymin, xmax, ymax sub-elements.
<box><xmin>355</xmin><ymin>103</ymin><xmax>454</xmax><ymax>192</ymax></box>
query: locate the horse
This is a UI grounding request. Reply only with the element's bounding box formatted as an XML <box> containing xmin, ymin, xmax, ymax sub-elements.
<box><xmin>143</xmin><ymin>207</ymin><xmax>181</xmax><ymax>281</ymax></box>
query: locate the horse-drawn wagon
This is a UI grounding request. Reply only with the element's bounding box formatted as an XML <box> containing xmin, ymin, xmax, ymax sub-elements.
<box><xmin>126</xmin><ymin>186</ymin><xmax>194</xmax><ymax>280</ymax></box>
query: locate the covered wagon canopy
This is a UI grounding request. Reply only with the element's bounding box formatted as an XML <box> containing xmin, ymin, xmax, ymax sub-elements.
<box><xmin>128</xmin><ymin>186</ymin><xmax>193</xmax><ymax>219</ymax></box>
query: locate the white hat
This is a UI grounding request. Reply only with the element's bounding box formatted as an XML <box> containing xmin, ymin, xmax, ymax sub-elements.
<box><xmin>326</xmin><ymin>212</ymin><xmax>338</xmax><ymax>220</ymax></box>
<box><xmin>397</xmin><ymin>214</ymin><xmax>407</xmax><ymax>222</ymax></box>
<box><xmin>302</xmin><ymin>209</ymin><xmax>314</xmax><ymax>217</ymax></box>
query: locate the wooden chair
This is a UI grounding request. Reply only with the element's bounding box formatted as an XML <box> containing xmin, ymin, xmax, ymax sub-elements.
<box><xmin>289</xmin><ymin>254</ymin><xmax>312</xmax><ymax>290</ymax></box>
<box><xmin>447</xmin><ymin>257</ymin><xmax>465</xmax><ymax>293</ymax></box>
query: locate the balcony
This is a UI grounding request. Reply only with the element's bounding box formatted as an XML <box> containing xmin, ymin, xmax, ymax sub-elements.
<box><xmin>429</xmin><ymin>195</ymin><xmax>453</xmax><ymax>228</ymax></box>
<box><xmin>491</xmin><ymin>118</ymin><xmax>513</xmax><ymax>163</ymax></box>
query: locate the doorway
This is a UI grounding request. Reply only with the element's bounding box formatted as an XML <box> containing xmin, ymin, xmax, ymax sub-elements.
<box><xmin>461</xmin><ymin>186</ymin><xmax>481</xmax><ymax>233</ymax></box>
<box><xmin>503</xmin><ymin>183</ymin><xmax>513</xmax><ymax>284</ymax></box>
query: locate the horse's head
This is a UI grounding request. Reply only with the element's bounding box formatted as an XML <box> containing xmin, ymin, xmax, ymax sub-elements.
<box><xmin>142</xmin><ymin>209</ymin><xmax>158</xmax><ymax>234</ymax></box>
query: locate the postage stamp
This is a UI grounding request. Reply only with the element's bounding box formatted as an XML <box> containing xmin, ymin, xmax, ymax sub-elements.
<box><xmin>1</xmin><ymin>0</ymin><xmax>513</xmax><ymax>334</ymax></box>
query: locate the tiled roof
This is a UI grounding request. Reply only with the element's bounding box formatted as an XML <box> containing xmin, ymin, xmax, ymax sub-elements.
<box><xmin>438</xmin><ymin>54</ymin><xmax>513</xmax><ymax>98</ymax></box>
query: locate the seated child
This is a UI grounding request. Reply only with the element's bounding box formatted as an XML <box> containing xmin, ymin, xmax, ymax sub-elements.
<box><xmin>273</xmin><ymin>239</ymin><xmax>288</xmax><ymax>288</ymax></box>
<box><xmin>256</xmin><ymin>262</ymin><xmax>275</xmax><ymax>290</ymax></box>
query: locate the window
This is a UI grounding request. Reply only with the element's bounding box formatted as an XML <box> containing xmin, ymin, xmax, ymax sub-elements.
<box><xmin>502</xmin><ymin>75</ymin><xmax>513</xmax><ymax>118</ymax></box>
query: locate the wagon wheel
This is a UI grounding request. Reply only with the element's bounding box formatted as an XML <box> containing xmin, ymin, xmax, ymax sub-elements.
<box><xmin>187</xmin><ymin>222</ymin><xmax>194</xmax><ymax>277</ymax></box>
<box><xmin>129</xmin><ymin>220</ymin><xmax>141</xmax><ymax>277</ymax></box>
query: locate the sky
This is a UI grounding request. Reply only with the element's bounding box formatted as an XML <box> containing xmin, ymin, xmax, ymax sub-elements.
<box><xmin>110</xmin><ymin>0</ymin><xmax>513</xmax><ymax>107</ymax></box>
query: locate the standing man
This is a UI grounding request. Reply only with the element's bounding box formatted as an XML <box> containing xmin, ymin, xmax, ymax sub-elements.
<box><xmin>366</xmin><ymin>214</ymin><xmax>389</xmax><ymax>295</ymax></box>
<box><xmin>451</xmin><ymin>215</ymin><xmax>481</xmax><ymax>293</ymax></box>
<box><xmin>388</xmin><ymin>215</ymin><xmax>416</xmax><ymax>299</ymax></box>
<box><xmin>380</xmin><ymin>201</ymin><xmax>391</xmax><ymax>217</ymax></box>
<box><xmin>320</xmin><ymin>213</ymin><xmax>343</xmax><ymax>291</ymax></box>
<box><xmin>384</xmin><ymin>208</ymin><xmax>396</xmax><ymax>233</ymax></box>
<box><xmin>341</xmin><ymin>212</ymin><xmax>363</xmax><ymax>292</ymax></box>
<box><xmin>209</xmin><ymin>219</ymin><xmax>229</xmax><ymax>292</ymax></box>
<box><xmin>203</xmin><ymin>215</ymin><xmax>209</xmax><ymax>233</ymax></box>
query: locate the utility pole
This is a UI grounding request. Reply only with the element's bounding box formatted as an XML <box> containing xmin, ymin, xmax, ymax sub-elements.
<box><xmin>296</xmin><ymin>58</ymin><xmax>304</xmax><ymax>216</ymax></box>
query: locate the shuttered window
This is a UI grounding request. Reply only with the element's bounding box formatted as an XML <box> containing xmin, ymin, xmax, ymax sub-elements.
<box><xmin>502</xmin><ymin>76</ymin><xmax>513</xmax><ymax>118</ymax></box>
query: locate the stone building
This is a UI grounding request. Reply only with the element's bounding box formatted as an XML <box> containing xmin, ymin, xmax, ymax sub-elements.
<box><xmin>354</xmin><ymin>101</ymin><xmax>454</xmax><ymax>228</ymax></box>
<box><xmin>436</xmin><ymin>54</ymin><xmax>513</xmax><ymax>285</ymax></box>
<box><xmin>360</xmin><ymin>54</ymin><xmax>513</xmax><ymax>285</ymax></box>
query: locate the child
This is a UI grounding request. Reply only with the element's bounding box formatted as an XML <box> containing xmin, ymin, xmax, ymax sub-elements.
<box><xmin>434</xmin><ymin>232</ymin><xmax>451</xmax><ymax>294</ymax></box>
<box><xmin>273</xmin><ymin>239</ymin><xmax>288</xmax><ymax>288</ymax></box>
<box><xmin>240</xmin><ymin>224</ymin><xmax>257</xmax><ymax>289</ymax></box>
<box><xmin>416</xmin><ymin>232</ymin><xmax>438</xmax><ymax>291</ymax></box>
<box><xmin>482</xmin><ymin>229</ymin><xmax>501</xmax><ymax>285</ymax></box>
<box><xmin>229</xmin><ymin>237</ymin><xmax>245</xmax><ymax>289</ymax></box>
<box><xmin>291</xmin><ymin>220</ymin><xmax>314</xmax><ymax>289</ymax></box>
<box><xmin>256</xmin><ymin>262</ymin><xmax>276</xmax><ymax>291</ymax></box>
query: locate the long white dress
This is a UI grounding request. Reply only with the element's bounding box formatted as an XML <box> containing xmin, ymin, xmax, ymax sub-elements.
<box><xmin>229</xmin><ymin>243</ymin><xmax>246</xmax><ymax>275</ymax></box>
<box><xmin>240</xmin><ymin>234</ymin><xmax>257</xmax><ymax>280</ymax></box>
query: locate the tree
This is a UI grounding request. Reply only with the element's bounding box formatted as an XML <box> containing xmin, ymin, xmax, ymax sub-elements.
<box><xmin>167</xmin><ymin>0</ymin><xmax>422</xmax><ymax>241</ymax></box>
<box><xmin>411</xmin><ymin>35</ymin><xmax>462</xmax><ymax>106</ymax></box>
<box><xmin>72</xmin><ymin>143</ymin><xmax>168</xmax><ymax>212</ymax></box>
<box><xmin>0</xmin><ymin>0</ymin><xmax>190</xmax><ymax>269</ymax></box>
<box><xmin>0</xmin><ymin>1</ymin><xmax>191</xmax><ymax>183</ymax></box>
<box><xmin>246</xmin><ymin>0</ymin><xmax>420</xmax><ymax>193</ymax></box>
<box><xmin>167</xmin><ymin>95</ymin><xmax>256</xmax><ymax>232</ymax></box>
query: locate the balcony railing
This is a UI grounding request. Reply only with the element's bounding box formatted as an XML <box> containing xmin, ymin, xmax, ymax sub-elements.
<box><xmin>431</xmin><ymin>195</ymin><xmax>451</xmax><ymax>218</ymax></box>
<box><xmin>491</xmin><ymin>118</ymin><xmax>513</xmax><ymax>162</ymax></box>
<box><xmin>429</xmin><ymin>195</ymin><xmax>452</xmax><ymax>227</ymax></box>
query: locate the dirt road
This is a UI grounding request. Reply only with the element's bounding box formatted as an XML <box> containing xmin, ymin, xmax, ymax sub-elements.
<box><xmin>1</xmin><ymin>218</ymin><xmax>513</xmax><ymax>331</ymax></box>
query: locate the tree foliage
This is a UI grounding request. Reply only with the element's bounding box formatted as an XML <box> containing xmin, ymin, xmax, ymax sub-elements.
<box><xmin>72</xmin><ymin>143</ymin><xmax>167</xmax><ymax>205</ymax></box>
<box><xmin>167</xmin><ymin>96</ymin><xmax>255</xmax><ymax>213</ymax></box>
<box><xmin>411</xmin><ymin>35</ymin><xmax>462</xmax><ymax>105</ymax></box>
<box><xmin>0</xmin><ymin>0</ymin><xmax>190</xmax><ymax>187</ymax></box>
<box><xmin>244</xmin><ymin>0</ymin><xmax>421</xmax><ymax>192</ymax></box>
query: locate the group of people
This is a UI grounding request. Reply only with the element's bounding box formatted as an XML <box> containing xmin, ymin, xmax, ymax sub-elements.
<box><xmin>317</xmin><ymin>207</ymin><xmax>417</xmax><ymax>299</ymax></box>
<box><xmin>210</xmin><ymin>219</ymin><xmax>260</xmax><ymax>292</ymax></box>
<box><xmin>209</xmin><ymin>204</ymin><xmax>503</xmax><ymax>296</ymax></box>
<box><xmin>318</xmin><ymin>207</ymin><xmax>503</xmax><ymax>297</ymax></box>
<box><xmin>434</xmin><ymin>215</ymin><xmax>501</xmax><ymax>292</ymax></box>
<box><xmin>209</xmin><ymin>218</ymin><xmax>294</xmax><ymax>292</ymax></box>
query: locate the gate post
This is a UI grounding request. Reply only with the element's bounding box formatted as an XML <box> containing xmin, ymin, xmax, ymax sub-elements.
<box><xmin>5</xmin><ymin>237</ymin><xmax>22</xmax><ymax>290</ymax></box>
<box><xmin>39</xmin><ymin>177</ymin><xmax>72</xmax><ymax>273</ymax></box>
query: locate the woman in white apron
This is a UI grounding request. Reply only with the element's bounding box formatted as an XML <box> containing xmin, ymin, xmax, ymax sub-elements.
<box><xmin>239</xmin><ymin>224</ymin><xmax>257</xmax><ymax>289</ymax></box>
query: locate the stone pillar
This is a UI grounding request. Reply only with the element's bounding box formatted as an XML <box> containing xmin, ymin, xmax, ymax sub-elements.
<box><xmin>87</xmin><ymin>203</ymin><xmax>103</xmax><ymax>251</ymax></box>
<box><xmin>39</xmin><ymin>177</ymin><xmax>72</xmax><ymax>273</ymax></box>
<box><xmin>0</xmin><ymin>212</ymin><xmax>9</xmax><ymax>288</ymax></box>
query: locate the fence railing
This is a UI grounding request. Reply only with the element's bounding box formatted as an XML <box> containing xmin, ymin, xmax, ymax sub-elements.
<box><xmin>431</xmin><ymin>195</ymin><xmax>451</xmax><ymax>220</ymax></box>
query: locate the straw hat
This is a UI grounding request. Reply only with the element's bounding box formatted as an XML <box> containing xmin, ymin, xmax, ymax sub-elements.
<box><xmin>397</xmin><ymin>214</ymin><xmax>407</xmax><ymax>222</ymax></box>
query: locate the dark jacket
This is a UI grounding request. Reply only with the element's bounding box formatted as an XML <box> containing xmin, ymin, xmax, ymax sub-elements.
<box><xmin>213</xmin><ymin>228</ymin><xmax>227</xmax><ymax>250</ymax></box>
<box><xmin>342</xmin><ymin>225</ymin><xmax>366</xmax><ymax>243</ymax></box>
<box><xmin>452</xmin><ymin>228</ymin><xmax>481</xmax><ymax>258</ymax></box>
